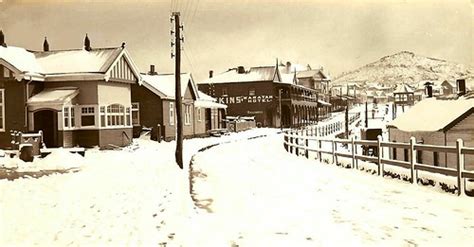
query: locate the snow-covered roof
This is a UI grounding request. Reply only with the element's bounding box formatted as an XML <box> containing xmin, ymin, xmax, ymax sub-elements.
<box><xmin>199</xmin><ymin>66</ymin><xmax>280</xmax><ymax>84</ymax></box>
<box><xmin>0</xmin><ymin>45</ymin><xmax>141</xmax><ymax>82</ymax></box>
<box><xmin>387</xmin><ymin>97</ymin><xmax>474</xmax><ymax>132</ymax></box>
<box><xmin>27</xmin><ymin>87</ymin><xmax>79</xmax><ymax>105</ymax></box>
<box><xmin>141</xmin><ymin>73</ymin><xmax>198</xmax><ymax>100</ymax></box>
<box><xmin>34</xmin><ymin>48</ymin><xmax>122</xmax><ymax>74</ymax></box>
<box><xmin>393</xmin><ymin>83</ymin><xmax>414</xmax><ymax>94</ymax></box>
<box><xmin>296</xmin><ymin>69</ymin><xmax>329</xmax><ymax>80</ymax></box>
<box><xmin>0</xmin><ymin>46</ymin><xmax>43</xmax><ymax>75</ymax></box>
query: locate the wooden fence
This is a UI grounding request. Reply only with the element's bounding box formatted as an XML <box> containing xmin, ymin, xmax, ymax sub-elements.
<box><xmin>300</xmin><ymin>112</ymin><xmax>361</xmax><ymax>137</ymax></box>
<box><xmin>283</xmin><ymin>130</ymin><xmax>474</xmax><ymax>196</ymax></box>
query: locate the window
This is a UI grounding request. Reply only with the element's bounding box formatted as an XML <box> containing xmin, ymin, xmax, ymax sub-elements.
<box><xmin>63</xmin><ymin>106</ymin><xmax>75</xmax><ymax>128</ymax></box>
<box><xmin>404</xmin><ymin>149</ymin><xmax>409</xmax><ymax>162</ymax></box>
<box><xmin>100</xmin><ymin>106</ymin><xmax>106</xmax><ymax>127</ymax></box>
<box><xmin>126</xmin><ymin>107</ymin><xmax>131</xmax><ymax>126</ymax></box>
<box><xmin>433</xmin><ymin>152</ymin><xmax>439</xmax><ymax>167</ymax></box>
<box><xmin>169</xmin><ymin>102</ymin><xmax>175</xmax><ymax>125</ymax></box>
<box><xmin>249</xmin><ymin>88</ymin><xmax>256</xmax><ymax>96</ymax></box>
<box><xmin>71</xmin><ymin>107</ymin><xmax>75</xmax><ymax>127</ymax></box>
<box><xmin>0</xmin><ymin>89</ymin><xmax>4</xmax><ymax>131</ymax></box>
<box><xmin>222</xmin><ymin>88</ymin><xmax>228</xmax><ymax>96</ymax></box>
<box><xmin>81</xmin><ymin>107</ymin><xmax>95</xmax><ymax>127</ymax></box>
<box><xmin>392</xmin><ymin>147</ymin><xmax>397</xmax><ymax>160</ymax></box>
<box><xmin>64</xmin><ymin>107</ymin><xmax>69</xmax><ymax>128</ymax></box>
<box><xmin>107</xmin><ymin>104</ymin><xmax>125</xmax><ymax>126</ymax></box>
<box><xmin>132</xmin><ymin>102</ymin><xmax>140</xmax><ymax>125</ymax></box>
<box><xmin>197</xmin><ymin>107</ymin><xmax>202</xmax><ymax>122</ymax></box>
<box><xmin>184</xmin><ymin>104</ymin><xmax>191</xmax><ymax>125</ymax></box>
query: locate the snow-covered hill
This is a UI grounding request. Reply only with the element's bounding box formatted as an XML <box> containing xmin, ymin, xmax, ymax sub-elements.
<box><xmin>334</xmin><ymin>51</ymin><xmax>473</xmax><ymax>85</ymax></box>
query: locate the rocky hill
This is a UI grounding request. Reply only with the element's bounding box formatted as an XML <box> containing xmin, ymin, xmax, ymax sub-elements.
<box><xmin>333</xmin><ymin>51</ymin><xmax>473</xmax><ymax>85</ymax></box>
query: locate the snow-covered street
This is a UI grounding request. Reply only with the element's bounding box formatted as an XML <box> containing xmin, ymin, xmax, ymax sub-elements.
<box><xmin>1</xmin><ymin>129</ymin><xmax>473</xmax><ymax>246</ymax></box>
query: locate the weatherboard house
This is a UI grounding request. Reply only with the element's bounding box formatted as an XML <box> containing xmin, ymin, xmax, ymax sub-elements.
<box><xmin>131</xmin><ymin>67</ymin><xmax>226</xmax><ymax>141</ymax></box>
<box><xmin>387</xmin><ymin>93</ymin><xmax>474</xmax><ymax>170</ymax></box>
<box><xmin>0</xmin><ymin>34</ymin><xmax>141</xmax><ymax>148</ymax></box>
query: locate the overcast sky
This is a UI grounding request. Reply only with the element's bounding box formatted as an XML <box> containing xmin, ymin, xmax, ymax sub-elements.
<box><xmin>0</xmin><ymin>0</ymin><xmax>472</xmax><ymax>81</ymax></box>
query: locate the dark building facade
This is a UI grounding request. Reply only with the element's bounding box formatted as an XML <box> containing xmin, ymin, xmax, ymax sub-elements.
<box><xmin>198</xmin><ymin>64</ymin><xmax>330</xmax><ymax>128</ymax></box>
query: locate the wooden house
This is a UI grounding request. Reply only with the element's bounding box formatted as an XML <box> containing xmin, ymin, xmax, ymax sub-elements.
<box><xmin>131</xmin><ymin>69</ymin><xmax>226</xmax><ymax>141</ymax></box>
<box><xmin>387</xmin><ymin>94</ymin><xmax>474</xmax><ymax>170</ymax></box>
<box><xmin>0</xmin><ymin>34</ymin><xmax>141</xmax><ymax>149</ymax></box>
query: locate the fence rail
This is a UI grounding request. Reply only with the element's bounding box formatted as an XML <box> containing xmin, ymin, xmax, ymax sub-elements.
<box><xmin>283</xmin><ymin>130</ymin><xmax>474</xmax><ymax>196</ymax></box>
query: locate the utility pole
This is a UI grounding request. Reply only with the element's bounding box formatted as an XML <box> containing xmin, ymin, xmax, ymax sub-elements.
<box><xmin>345</xmin><ymin>106</ymin><xmax>349</xmax><ymax>138</ymax></box>
<box><xmin>171</xmin><ymin>12</ymin><xmax>183</xmax><ymax>169</ymax></box>
<box><xmin>365</xmin><ymin>101</ymin><xmax>368</xmax><ymax>128</ymax></box>
<box><xmin>279</xmin><ymin>89</ymin><xmax>282</xmax><ymax>130</ymax></box>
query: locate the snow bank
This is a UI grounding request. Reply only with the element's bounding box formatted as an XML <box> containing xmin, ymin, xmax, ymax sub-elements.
<box><xmin>0</xmin><ymin>149</ymin><xmax>85</xmax><ymax>172</ymax></box>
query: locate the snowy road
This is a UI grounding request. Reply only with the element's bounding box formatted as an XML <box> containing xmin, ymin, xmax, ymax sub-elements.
<box><xmin>1</xmin><ymin>129</ymin><xmax>473</xmax><ymax>246</ymax></box>
<box><xmin>191</xmin><ymin>134</ymin><xmax>474</xmax><ymax>246</ymax></box>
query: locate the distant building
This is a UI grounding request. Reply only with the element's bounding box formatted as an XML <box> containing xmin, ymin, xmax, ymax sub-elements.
<box><xmin>387</xmin><ymin>92</ymin><xmax>474</xmax><ymax>170</ymax></box>
<box><xmin>0</xmin><ymin>34</ymin><xmax>140</xmax><ymax>148</ymax></box>
<box><xmin>198</xmin><ymin>62</ymin><xmax>330</xmax><ymax>128</ymax></box>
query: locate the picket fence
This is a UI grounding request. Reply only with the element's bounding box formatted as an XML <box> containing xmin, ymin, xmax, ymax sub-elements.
<box><xmin>283</xmin><ymin>130</ymin><xmax>474</xmax><ymax>196</ymax></box>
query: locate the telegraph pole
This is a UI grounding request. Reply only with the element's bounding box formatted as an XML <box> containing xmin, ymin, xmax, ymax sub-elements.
<box><xmin>171</xmin><ymin>12</ymin><xmax>183</xmax><ymax>169</ymax></box>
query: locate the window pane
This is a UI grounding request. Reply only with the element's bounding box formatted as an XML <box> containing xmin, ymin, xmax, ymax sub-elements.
<box><xmin>81</xmin><ymin>115</ymin><xmax>95</xmax><ymax>126</ymax></box>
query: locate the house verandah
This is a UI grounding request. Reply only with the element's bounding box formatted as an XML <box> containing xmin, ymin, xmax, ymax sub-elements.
<box><xmin>0</xmin><ymin>38</ymin><xmax>141</xmax><ymax>149</ymax></box>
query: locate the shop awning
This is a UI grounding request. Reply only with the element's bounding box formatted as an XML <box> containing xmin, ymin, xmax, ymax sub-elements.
<box><xmin>317</xmin><ymin>100</ymin><xmax>331</xmax><ymax>106</ymax></box>
<box><xmin>27</xmin><ymin>87</ymin><xmax>79</xmax><ymax>106</ymax></box>
<box><xmin>194</xmin><ymin>100</ymin><xmax>227</xmax><ymax>109</ymax></box>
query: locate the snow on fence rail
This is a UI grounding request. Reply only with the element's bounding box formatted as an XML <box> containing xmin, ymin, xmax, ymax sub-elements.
<box><xmin>298</xmin><ymin>111</ymin><xmax>361</xmax><ymax>137</ymax></box>
<box><xmin>283</xmin><ymin>130</ymin><xmax>474</xmax><ymax>196</ymax></box>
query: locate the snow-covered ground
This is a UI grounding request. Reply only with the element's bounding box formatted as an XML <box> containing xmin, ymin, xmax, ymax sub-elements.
<box><xmin>1</xmin><ymin>126</ymin><xmax>473</xmax><ymax>246</ymax></box>
<box><xmin>191</xmin><ymin>134</ymin><xmax>474</xmax><ymax>246</ymax></box>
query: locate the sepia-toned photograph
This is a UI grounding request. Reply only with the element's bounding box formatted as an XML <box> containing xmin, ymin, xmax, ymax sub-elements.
<box><xmin>0</xmin><ymin>0</ymin><xmax>473</xmax><ymax>246</ymax></box>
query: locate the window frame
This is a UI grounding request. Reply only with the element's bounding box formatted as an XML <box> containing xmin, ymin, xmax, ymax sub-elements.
<box><xmin>131</xmin><ymin>102</ymin><xmax>140</xmax><ymax>126</ymax></box>
<box><xmin>197</xmin><ymin>107</ymin><xmax>202</xmax><ymax>122</ymax></box>
<box><xmin>0</xmin><ymin>89</ymin><xmax>5</xmax><ymax>132</ymax></box>
<box><xmin>169</xmin><ymin>102</ymin><xmax>175</xmax><ymax>126</ymax></box>
<box><xmin>80</xmin><ymin>106</ymin><xmax>96</xmax><ymax>127</ymax></box>
<box><xmin>184</xmin><ymin>104</ymin><xmax>191</xmax><ymax>125</ymax></box>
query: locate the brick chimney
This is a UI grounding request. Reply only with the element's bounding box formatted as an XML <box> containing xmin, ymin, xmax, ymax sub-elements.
<box><xmin>148</xmin><ymin>65</ymin><xmax>157</xmax><ymax>75</ymax></box>
<box><xmin>424</xmin><ymin>82</ymin><xmax>433</xmax><ymax>98</ymax></box>
<box><xmin>84</xmin><ymin>33</ymin><xmax>91</xmax><ymax>51</ymax></box>
<box><xmin>43</xmin><ymin>37</ymin><xmax>49</xmax><ymax>52</ymax></box>
<box><xmin>0</xmin><ymin>30</ymin><xmax>6</xmax><ymax>47</ymax></box>
<box><xmin>457</xmin><ymin>79</ymin><xmax>466</xmax><ymax>96</ymax></box>
<box><xmin>237</xmin><ymin>66</ymin><xmax>245</xmax><ymax>74</ymax></box>
<box><xmin>209</xmin><ymin>70</ymin><xmax>213</xmax><ymax>78</ymax></box>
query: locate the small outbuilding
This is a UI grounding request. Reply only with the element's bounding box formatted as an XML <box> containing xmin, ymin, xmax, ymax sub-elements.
<box><xmin>387</xmin><ymin>95</ymin><xmax>474</xmax><ymax>170</ymax></box>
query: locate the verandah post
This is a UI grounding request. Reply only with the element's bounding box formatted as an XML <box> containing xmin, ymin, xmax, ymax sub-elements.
<box><xmin>409</xmin><ymin>137</ymin><xmax>417</xmax><ymax>184</ymax></box>
<box><xmin>305</xmin><ymin>136</ymin><xmax>309</xmax><ymax>159</ymax></box>
<box><xmin>456</xmin><ymin>139</ymin><xmax>465</xmax><ymax>196</ymax></box>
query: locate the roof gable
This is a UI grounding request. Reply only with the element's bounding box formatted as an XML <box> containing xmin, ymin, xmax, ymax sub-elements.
<box><xmin>107</xmin><ymin>54</ymin><xmax>139</xmax><ymax>83</ymax></box>
<box><xmin>141</xmin><ymin>73</ymin><xmax>198</xmax><ymax>100</ymax></box>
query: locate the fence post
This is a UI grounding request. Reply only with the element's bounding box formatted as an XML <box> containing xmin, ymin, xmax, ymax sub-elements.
<box><xmin>305</xmin><ymin>136</ymin><xmax>309</xmax><ymax>159</ymax></box>
<box><xmin>456</xmin><ymin>139</ymin><xmax>465</xmax><ymax>196</ymax></box>
<box><xmin>409</xmin><ymin>137</ymin><xmax>417</xmax><ymax>184</ymax></box>
<box><xmin>295</xmin><ymin>131</ymin><xmax>299</xmax><ymax>156</ymax></box>
<box><xmin>289</xmin><ymin>130</ymin><xmax>294</xmax><ymax>154</ymax></box>
<box><xmin>318</xmin><ymin>139</ymin><xmax>322</xmax><ymax>162</ymax></box>
<box><xmin>377</xmin><ymin>135</ymin><xmax>382</xmax><ymax>176</ymax></box>
<box><xmin>332</xmin><ymin>140</ymin><xmax>336</xmax><ymax>164</ymax></box>
<box><xmin>351</xmin><ymin>137</ymin><xmax>356</xmax><ymax>169</ymax></box>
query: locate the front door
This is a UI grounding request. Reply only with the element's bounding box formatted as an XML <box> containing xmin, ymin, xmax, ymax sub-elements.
<box><xmin>205</xmin><ymin>109</ymin><xmax>212</xmax><ymax>131</ymax></box>
<box><xmin>34</xmin><ymin>110</ymin><xmax>58</xmax><ymax>148</ymax></box>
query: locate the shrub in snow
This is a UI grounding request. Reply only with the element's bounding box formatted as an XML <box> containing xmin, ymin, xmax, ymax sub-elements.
<box><xmin>34</xmin><ymin>149</ymin><xmax>85</xmax><ymax>170</ymax></box>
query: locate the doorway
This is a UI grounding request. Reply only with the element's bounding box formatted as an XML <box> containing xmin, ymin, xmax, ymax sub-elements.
<box><xmin>34</xmin><ymin>110</ymin><xmax>58</xmax><ymax>148</ymax></box>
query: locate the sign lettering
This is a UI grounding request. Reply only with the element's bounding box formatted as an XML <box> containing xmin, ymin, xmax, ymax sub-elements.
<box><xmin>217</xmin><ymin>95</ymin><xmax>273</xmax><ymax>104</ymax></box>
